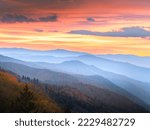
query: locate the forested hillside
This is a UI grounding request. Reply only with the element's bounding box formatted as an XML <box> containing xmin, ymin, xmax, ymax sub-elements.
<box><xmin>0</xmin><ymin>69</ymin><xmax>148</xmax><ymax>113</ymax></box>
<box><xmin>0</xmin><ymin>70</ymin><xmax>62</xmax><ymax>113</ymax></box>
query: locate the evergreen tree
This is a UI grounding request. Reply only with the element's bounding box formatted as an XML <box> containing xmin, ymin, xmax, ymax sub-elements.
<box><xmin>0</xmin><ymin>89</ymin><xmax>5</xmax><ymax>112</ymax></box>
<box><xmin>14</xmin><ymin>84</ymin><xmax>36</xmax><ymax>112</ymax></box>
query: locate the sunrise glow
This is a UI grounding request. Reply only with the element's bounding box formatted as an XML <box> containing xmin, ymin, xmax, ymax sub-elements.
<box><xmin>0</xmin><ymin>0</ymin><xmax>150</xmax><ymax>56</ymax></box>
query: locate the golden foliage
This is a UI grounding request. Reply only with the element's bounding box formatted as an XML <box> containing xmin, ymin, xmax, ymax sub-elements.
<box><xmin>0</xmin><ymin>71</ymin><xmax>62</xmax><ymax>113</ymax></box>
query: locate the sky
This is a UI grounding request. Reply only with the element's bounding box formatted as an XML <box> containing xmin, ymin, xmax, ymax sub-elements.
<box><xmin>0</xmin><ymin>0</ymin><xmax>150</xmax><ymax>56</ymax></box>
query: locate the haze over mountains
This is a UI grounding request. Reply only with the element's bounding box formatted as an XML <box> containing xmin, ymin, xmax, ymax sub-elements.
<box><xmin>0</xmin><ymin>48</ymin><xmax>150</xmax><ymax>112</ymax></box>
<box><xmin>97</xmin><ymin>54</ymin><xmax>150</xmax><ymax>68</ymax></box>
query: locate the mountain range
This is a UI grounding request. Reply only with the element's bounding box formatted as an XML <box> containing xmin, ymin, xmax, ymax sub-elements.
<box><xmin>0</xmin><ymin>48</ymin><xmax>150</xmax><ymax>112</ymax></box>
<box><xmin>97</xmin><ymin>54</ymin><xmax>150</xmax><ymax>68</ymax></box>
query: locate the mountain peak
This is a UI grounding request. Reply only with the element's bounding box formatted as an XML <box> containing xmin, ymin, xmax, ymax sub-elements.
<box><xmin>61</xmin><ymin>60</ymin><xmax>86</xmax><ymax>65</ymax></box>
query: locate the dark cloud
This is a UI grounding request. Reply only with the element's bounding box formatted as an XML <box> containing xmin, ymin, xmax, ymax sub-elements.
<box><xmin>0</xmin><ymin>0</ymin><xmax>87</xmax><ymax>19</ymax></box>
<box><xmin>0</xmin><ymin>0</ymin><xmax>83</xmax><ymax>13</ymax></box>
<box><xmin>87</xmin><ymin>17</ymin><xmax>95</xmax><ymax>22</ymax></box>
<box><xmin>39</xmin><ymin>15</ymin><xmax>58</xmax><ymax>22</ymax></box>
<box><xmin>69</xmin><ymin>27</ymin><xmax>150</xmax><ymax>37</ymax></box>
<box><xmin>0</xmin><ymin>0</ymin><xmax>150</xmax><ymax>22</ymax></box>
<box><xmin>0</xmin><ymin>14</ymin><xmax>35</xmax><ymax>23</ymax></box>
<box><xmin>0</xmin><ymin>14</ymin><xmax>58</xmax><ymax>23</ymax></box>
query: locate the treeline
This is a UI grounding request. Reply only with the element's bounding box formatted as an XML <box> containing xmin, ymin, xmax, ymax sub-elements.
<box><xmin>19</xmin><ymin>75</ymin><xmax>96</xmax><ymax>112</ymax></box>
<box><xmin>0</xmin><ymin>70</ymin><xmax>62</xmax><ymax>113</ymax></box>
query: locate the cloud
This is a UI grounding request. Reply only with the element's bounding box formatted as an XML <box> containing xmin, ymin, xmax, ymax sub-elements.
<box><xmin>87</xmin><ymin>17</ymin><xmax>95</xmax><ymax>22</ymax></box>
<box><xmin>0</xmin><ymin>14</ymin><xmax>58</xmax><ymax>23</ymax></box>
<box><xmin>34</xmin><ymin>29</ymin><xmax>44</xmax><ymax>32</ymax></box>
<box><xmin>0</xmin><ymin>0</ymin><xmax>84</xmax><ymax>15</ymax></box>
<box><xmin>69</xmin><ymin>27</ymin><xmax>150</xmax><ymax>37</ymax></box>
<box><xmin>39</xmin><ymin>15</ymin><xmax>58</xmax><ymax>22</ymax></box>
<box><xmin>0</xmin><ymin>14</ymin><xmax>35</xmax><ymax>23</ymax></box>
<box><xmin>0</xmin><ymin>0</ymin><xmax>150</xmax><ymax>24</ymax></box>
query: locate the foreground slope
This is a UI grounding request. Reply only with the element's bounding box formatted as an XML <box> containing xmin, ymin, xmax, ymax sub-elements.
<box><xmin>0</xmin><ymin>70</ymin><xmax>62</xmax><ymax>113</ymax></box>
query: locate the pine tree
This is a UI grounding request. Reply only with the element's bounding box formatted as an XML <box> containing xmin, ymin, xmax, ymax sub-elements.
<box><xmin>14</xmin><ymin>84</ymin><xmax>36</xmax><ymax>112</ymax></box>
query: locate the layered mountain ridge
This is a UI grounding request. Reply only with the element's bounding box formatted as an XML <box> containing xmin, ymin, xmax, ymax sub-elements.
<box><xmin>0</xmin><ymin>48</ymin><xmax>150</xmax><ymax>112</ymax></box>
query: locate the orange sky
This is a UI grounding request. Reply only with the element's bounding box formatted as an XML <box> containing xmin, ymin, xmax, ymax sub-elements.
<box><xmin>0</xmin><ymin>0</ymin><xmax>150</xmax><ymax>56</ymax></box>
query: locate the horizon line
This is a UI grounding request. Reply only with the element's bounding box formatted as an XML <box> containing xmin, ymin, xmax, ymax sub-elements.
<box><xmin>0</xmin><ymin>47</ymin><xmax>150</xmax><ymax>57</ymax></box>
